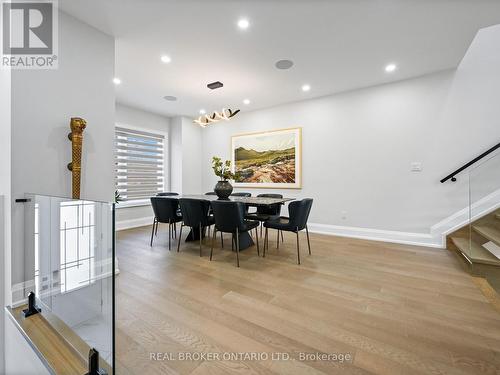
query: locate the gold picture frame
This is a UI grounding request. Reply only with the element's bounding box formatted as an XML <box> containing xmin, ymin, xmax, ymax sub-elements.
<box><xmin>231</xmin><ymin>127</ymin><xmax>302</xmax><ymax>189</ymax></box>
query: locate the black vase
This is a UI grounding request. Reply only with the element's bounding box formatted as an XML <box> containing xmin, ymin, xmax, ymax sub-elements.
<box><xmin>214</xmin><ymin>180</ymin><xmax>233</xmax><ymax>200</ymax></box>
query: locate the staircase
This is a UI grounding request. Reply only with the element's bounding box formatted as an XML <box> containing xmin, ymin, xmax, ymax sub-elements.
<box><xmin>448</xmin><ymin>209</ymin><xmax>500</xmax><ymax>292</ymax></box>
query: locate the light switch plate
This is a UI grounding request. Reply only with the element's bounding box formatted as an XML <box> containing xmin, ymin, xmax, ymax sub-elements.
<box><xmin>411</xmin><ymin>162</ymin><xmax>422</xmax><ymax>172</ymax></box>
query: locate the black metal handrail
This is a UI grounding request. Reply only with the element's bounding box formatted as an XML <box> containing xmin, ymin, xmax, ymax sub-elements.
<box><xmin>440</xmin><ymin>141</ymin><xmax>500</xmax><ymax>183</ymax></box>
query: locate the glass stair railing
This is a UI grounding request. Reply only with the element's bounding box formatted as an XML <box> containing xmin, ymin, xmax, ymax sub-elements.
<box><xmin>7</xmin><ymin>194</ymin><xmax>115</xmax><ymax>375</ymax></box>
<box><xmin>450</xmin><ymin>150</ymin><xmax>500</xmax><ymax>292</ymax></box>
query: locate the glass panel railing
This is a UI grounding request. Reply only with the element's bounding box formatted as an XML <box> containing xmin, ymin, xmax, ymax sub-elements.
<box><xmin>12</xmin><ymin>194</ymin><xmax>115</xmax><ymax>374</ymax></box>
<box><xmin>468</xmin><ymin>150</ymin><xmax>500</xmax><ymax>292</ymax></box>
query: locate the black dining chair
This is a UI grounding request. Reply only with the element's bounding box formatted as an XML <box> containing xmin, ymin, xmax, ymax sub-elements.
<box><xmin>177</xmin><ymin>198</ymin><xmax>215</xmax><ymax>257</ymax></box>
<box><xmin>157</xmin><ymin>193</ymin><xmax>181</xmax><ymax>233</ymax></box>
<box><xmin>263</xmin><ymin>199</ymin><xmax>313</xmax><ymax>265</ymax></box>
<box><xmin>231</xmin><ymin>192</ymin><xmax>252</xmax><ymax>215</ymax></box>
<box><xmin>210</xmin><ymin>201</ymin><xmax>260</xmax><ymax>267</ymax></box>
<box><xmin>150</xmin><ymin>197</ymin><xmax>183</xmax><ymax>250</ymax></box>
<box><xmin>231</xmin><ymin>192</ymin><xmax>251</xmax><ymax>197</ymax></box>
<box><xmin>204</xmin><ymin>192</ymin><xmax>217</xmax><ymax>231</ymax></box>
<box><xmin>154</xmin><ymin>193</ymin><xmax>181</xmax><ymax>237</ymax></box>
<box><xmin>245</xmin><ymin>193</ymin><xmax>284</xmax><ymax>239</ymax></box>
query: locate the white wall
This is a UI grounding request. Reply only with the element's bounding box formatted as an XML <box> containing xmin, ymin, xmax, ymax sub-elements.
<box><xmin>181</xmin><ymin>117</ymin><xmax>203</xmax><ymax>194</ymax></box>
<box><xmin>201</xmin><ymin>24</ymin><xmax>500</xmax><ymax>246</ymax></box>
<box><xmin>0</xmin><ymin>61</ymin><xmax>11</xmax><ymax>374</ymax></box>
<box><xmin>202</xmin><ymin>71</ymin><xmax>457</xmax><ymax>232</ymax></box>
<box><xmin>170</xmin><ymin>117</ymin><xmax>183</xmax><ymax>194</ymax></box>
<box><xmin>115</xmin><ymin>103</ymin><xmax>170</xmax><ymax>227</ymax></box>
<box><xmin>0</xmin><ymin>199</ymin><xmax>5</xmax><ymax>373</ymax></box>
<box><xmin>10</xmin><ymin>9</ymin><xmax>115</xmax><ymax>302</ymax></box>
<box><xmin>6</xmin><ymin>8</ymin><xmax>115</xmax><ymax>369</ymax></box>
<box><xmin>167</xmin><ymin>116</ymin><xmax>202</xmax><ymax>194</ymax></box>
<box><xmin>4</xmin><ymin>315</ymin><xmax>51</xmax><ymax>375</ymax></box>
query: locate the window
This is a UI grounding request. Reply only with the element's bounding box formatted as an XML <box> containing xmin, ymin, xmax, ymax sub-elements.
<box><xmin>59</xmin><ymin>200</ymin><xmax>95</xmax><ymax>293</ymax></box>
<box><xmin>115</xmin><ymin>126</ymin><xmax>166</xmax><ymax>202</ymax></box>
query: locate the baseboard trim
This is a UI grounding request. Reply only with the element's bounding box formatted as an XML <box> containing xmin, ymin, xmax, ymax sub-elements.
<box><xmin>431</xmin><ymin>188</ymin><xmax>500</xmax><ymax>238</ymax></box>
<box><xmin>307</xmin><ymin>222</ymin><xmax>444</xmax><ymax>248</ymax></box>
<box><xmin>117</xmin><ymin>217</ymin><xmax>445</xmax><ymax>248</ymax></box>
<box><xmin>116</xmin><ymin>216</ymin><xmax>153</xmax><ymax>231</ymax></box>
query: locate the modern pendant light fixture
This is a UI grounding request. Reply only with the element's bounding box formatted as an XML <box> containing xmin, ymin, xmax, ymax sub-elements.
<box><xmin>194</xmin><ymin>108</ymin><xmax>240</xmax><ymax>127</ymax></box>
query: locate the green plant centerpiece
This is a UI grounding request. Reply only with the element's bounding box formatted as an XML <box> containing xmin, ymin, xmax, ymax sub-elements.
<box><xmin>212</xmin><ymin>156</ymin><xmax>239</xmax><ymax>199</ymax></box>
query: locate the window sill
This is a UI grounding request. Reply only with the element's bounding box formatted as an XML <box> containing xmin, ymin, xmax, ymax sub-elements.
<box><xmin>115</xmin><ymin>199</ymin><xmax>150</xmax><ymax>209</ymax></box>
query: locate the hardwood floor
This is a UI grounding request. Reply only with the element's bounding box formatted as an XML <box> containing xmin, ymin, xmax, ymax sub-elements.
<box><xmin>115</xmin><ymin>225</ymin><xmax>500</xmax><ymax>375</ymax></box>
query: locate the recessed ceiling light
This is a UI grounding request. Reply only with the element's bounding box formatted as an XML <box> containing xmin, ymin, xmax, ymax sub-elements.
<box><xmin>243</xmin><ymin>99</ymin><xmax>250</xmax><ymax>105</ymax></box>
<box><xmin>301</xmin><ymin>84</ymin><xmax>311</xmax><ymax>92</ymax></box>
<box><xmin>160</xmin><ymin>55</ymin><xmax>171</xmax><ymax>63</ymax></box>
<box><xmin>385</xmin><ymin>63</ymin><xmax>397</xmax><ymax>72</ymax></box>
<box><xmin>275</xmin><ymin>59</ymin><xmax>294</xmax><ymax>70</ymax></box>
<box><xmin>199</xmin><ymin>109</ymin><xmax>206</xmax><ymax>114</ymax></box>
<box><xmin>113</xmin><ymin>77</ymin><xmax>121</xmax><ymax>85</ymax></box>
<box><xmin>163</xmin><ymin>95</ymin><xmax>177</xmax><ymax>101</ymax></box>
<box><xmin>237</xmin><ymin>18</ymin><xmax>250</xmax><ymax>30</ymax></box>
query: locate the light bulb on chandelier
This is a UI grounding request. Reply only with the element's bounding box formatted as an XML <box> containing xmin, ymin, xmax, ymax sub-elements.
<box><xmin>194</xmin><ymin>108</ymin><xmax>240</xmax><ymax>127</ymax></box>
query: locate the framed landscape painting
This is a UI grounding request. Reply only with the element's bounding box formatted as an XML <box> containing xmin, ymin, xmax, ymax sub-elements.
<box><xmin>231</xmin><ymin>127</ymin><xmax>302</xmax><ymax>189</ymax></box>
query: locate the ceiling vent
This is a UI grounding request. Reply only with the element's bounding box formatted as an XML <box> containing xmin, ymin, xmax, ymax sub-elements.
<box><xmin>207</xmin><ymin>81</ymin><xmax>223</xmax><ymax>90</ymax></box>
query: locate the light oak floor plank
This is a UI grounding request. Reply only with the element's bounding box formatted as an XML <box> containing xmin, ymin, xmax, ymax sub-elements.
<box><xmin>116</xmin><ymin>226</ymin><xmax>500</xmax><ymax>375</ymax></box>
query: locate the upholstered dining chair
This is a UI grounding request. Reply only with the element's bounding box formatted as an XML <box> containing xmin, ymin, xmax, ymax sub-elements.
<box><xmin>210</xmin><ymin>201</ymin><xmax>260</xmax><ymax>267</ymax></box>
<box><xmin>150</xmin><ymin>197</ymin><xmax>183</xmax><ymax>250</ymax></box>
<box><xmin>177</xmin><ymin>198</ymin><xmax>215</xmax><ymax>257</ymax></box>
<box><xmin>245</xmin><ymin>193</ymin><xmax>284</xmax><ymax>240</ymax></box>
<box><xmin>263</xmin><ymin>198</ymin><xmax>313</xmax><ymax>265</ymax></box>
<box><xmin>230</xmin><ymin>192</ymin><xmax>252</xmax><ymax>215</ymax></box>
<box><xmin>155</xmin><ymin>192</ymin><xmax>180</xmax><ymax>236</ymax></box>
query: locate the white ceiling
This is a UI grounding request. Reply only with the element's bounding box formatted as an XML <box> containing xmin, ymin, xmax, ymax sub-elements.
<box><xmin>60</xmin><ymin>0</ymin><xmax>500</xmax><ymax>118</ymax></box>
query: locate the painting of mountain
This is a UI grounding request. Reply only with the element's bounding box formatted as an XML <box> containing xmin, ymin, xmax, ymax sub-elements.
<box><xmin>231</xmin><ymin>127</ymin><xmax>301</xmax><ymax>188</ymax></box>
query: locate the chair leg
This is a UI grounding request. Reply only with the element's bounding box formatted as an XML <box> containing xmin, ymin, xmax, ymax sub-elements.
<box><xmin>150</xmin><ymin>218</ymin><xmax>156</xmax><ymax>246</ymax></box>
<box><xmin>281</xmin><ymin>230</ymin><xmax>284</xmax><ymax>242</ymax></box>
<box><xmin>260</xmin><ymin>223</ymin><xmax>263</xmax><ymax>237</ymax></box>
<box><xmin>177</xmin><ymin>223</ymin><xmax>184</xmax><ymax>252</ymax></box>
<box><xmin>255</xmin><ymin>227</ymin><xmax>260</xmax><ymax>256</ymax></box>
<box><xmin>277</xmin><ymin>230</ymin><xmax>280</xmax><ymax>250</ymax></box>
<box><xmin>306</xmin><ymin>225</ymin><xmax>311</xmax><ymax>255</ymax></box>
<box><xmin>155</xmin><ymin>220</ymin><xmax>159</xmax><ymax>236</ymax></box>
<box><xmin>210</xmin><ymin>228</ymin><xmax>216</xmax><ymax>261</ymax></box>
<box><xmin>296</xmin><ymin>228</ymin><xmax>301</xmax><ymax>265</ymax></box>
<box><xmin>221</xmin><ymin>233</ymin><xmax>224</xmax><ymax>248</ymax></box>
<box><xmin>232</xmin><ymin>234</ymin><xmax>234</xmax><ymax>251</ymax></box>
<box><xmin>263</xmin><ymin>227</ymin><xmax>268</xmax><ymax>257</ymax></box>
<box><xmin>168</xmin><ymin>221</ymin><xmax>171</xmax><ymax>251</ymax></box>
<box><xmin>199</xmin><ymin>223</ymin><xmax>203</xmax><ymax>257</ymax></box>
<box><xmin>236</xmin><ymin>228</ymin><xmax>240</xmax><ymax>267</ymax></box>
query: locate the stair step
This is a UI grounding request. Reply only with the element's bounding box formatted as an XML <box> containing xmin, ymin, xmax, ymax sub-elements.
<box><xmin>451</xmin><ymin>237</ymin><xmax>500</xmax><ymax>266</ymax></box>
<box><xmin>473</xmin><ymin>225</ymin><xmax>500</xmax><ymax>247</ymax></box>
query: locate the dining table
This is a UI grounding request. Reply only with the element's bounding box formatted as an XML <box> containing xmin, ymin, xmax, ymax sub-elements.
<box><xmin>162</xmin><ymin>194</ymin><xmax>295</xmax><ymax>250</ymax></box>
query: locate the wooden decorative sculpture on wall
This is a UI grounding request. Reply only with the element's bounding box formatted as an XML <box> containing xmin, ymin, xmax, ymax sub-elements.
<box><xmin>67</xmin><ymin>117</ymin><xmax>87</xmax><ymax>199</ymax></box>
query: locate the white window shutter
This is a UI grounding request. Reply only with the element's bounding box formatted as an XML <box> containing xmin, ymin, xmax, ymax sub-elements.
<box><xmin>115</xmin><ymin>127</ymin><xmax>165</xmax><ymax>201</ymax></box>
